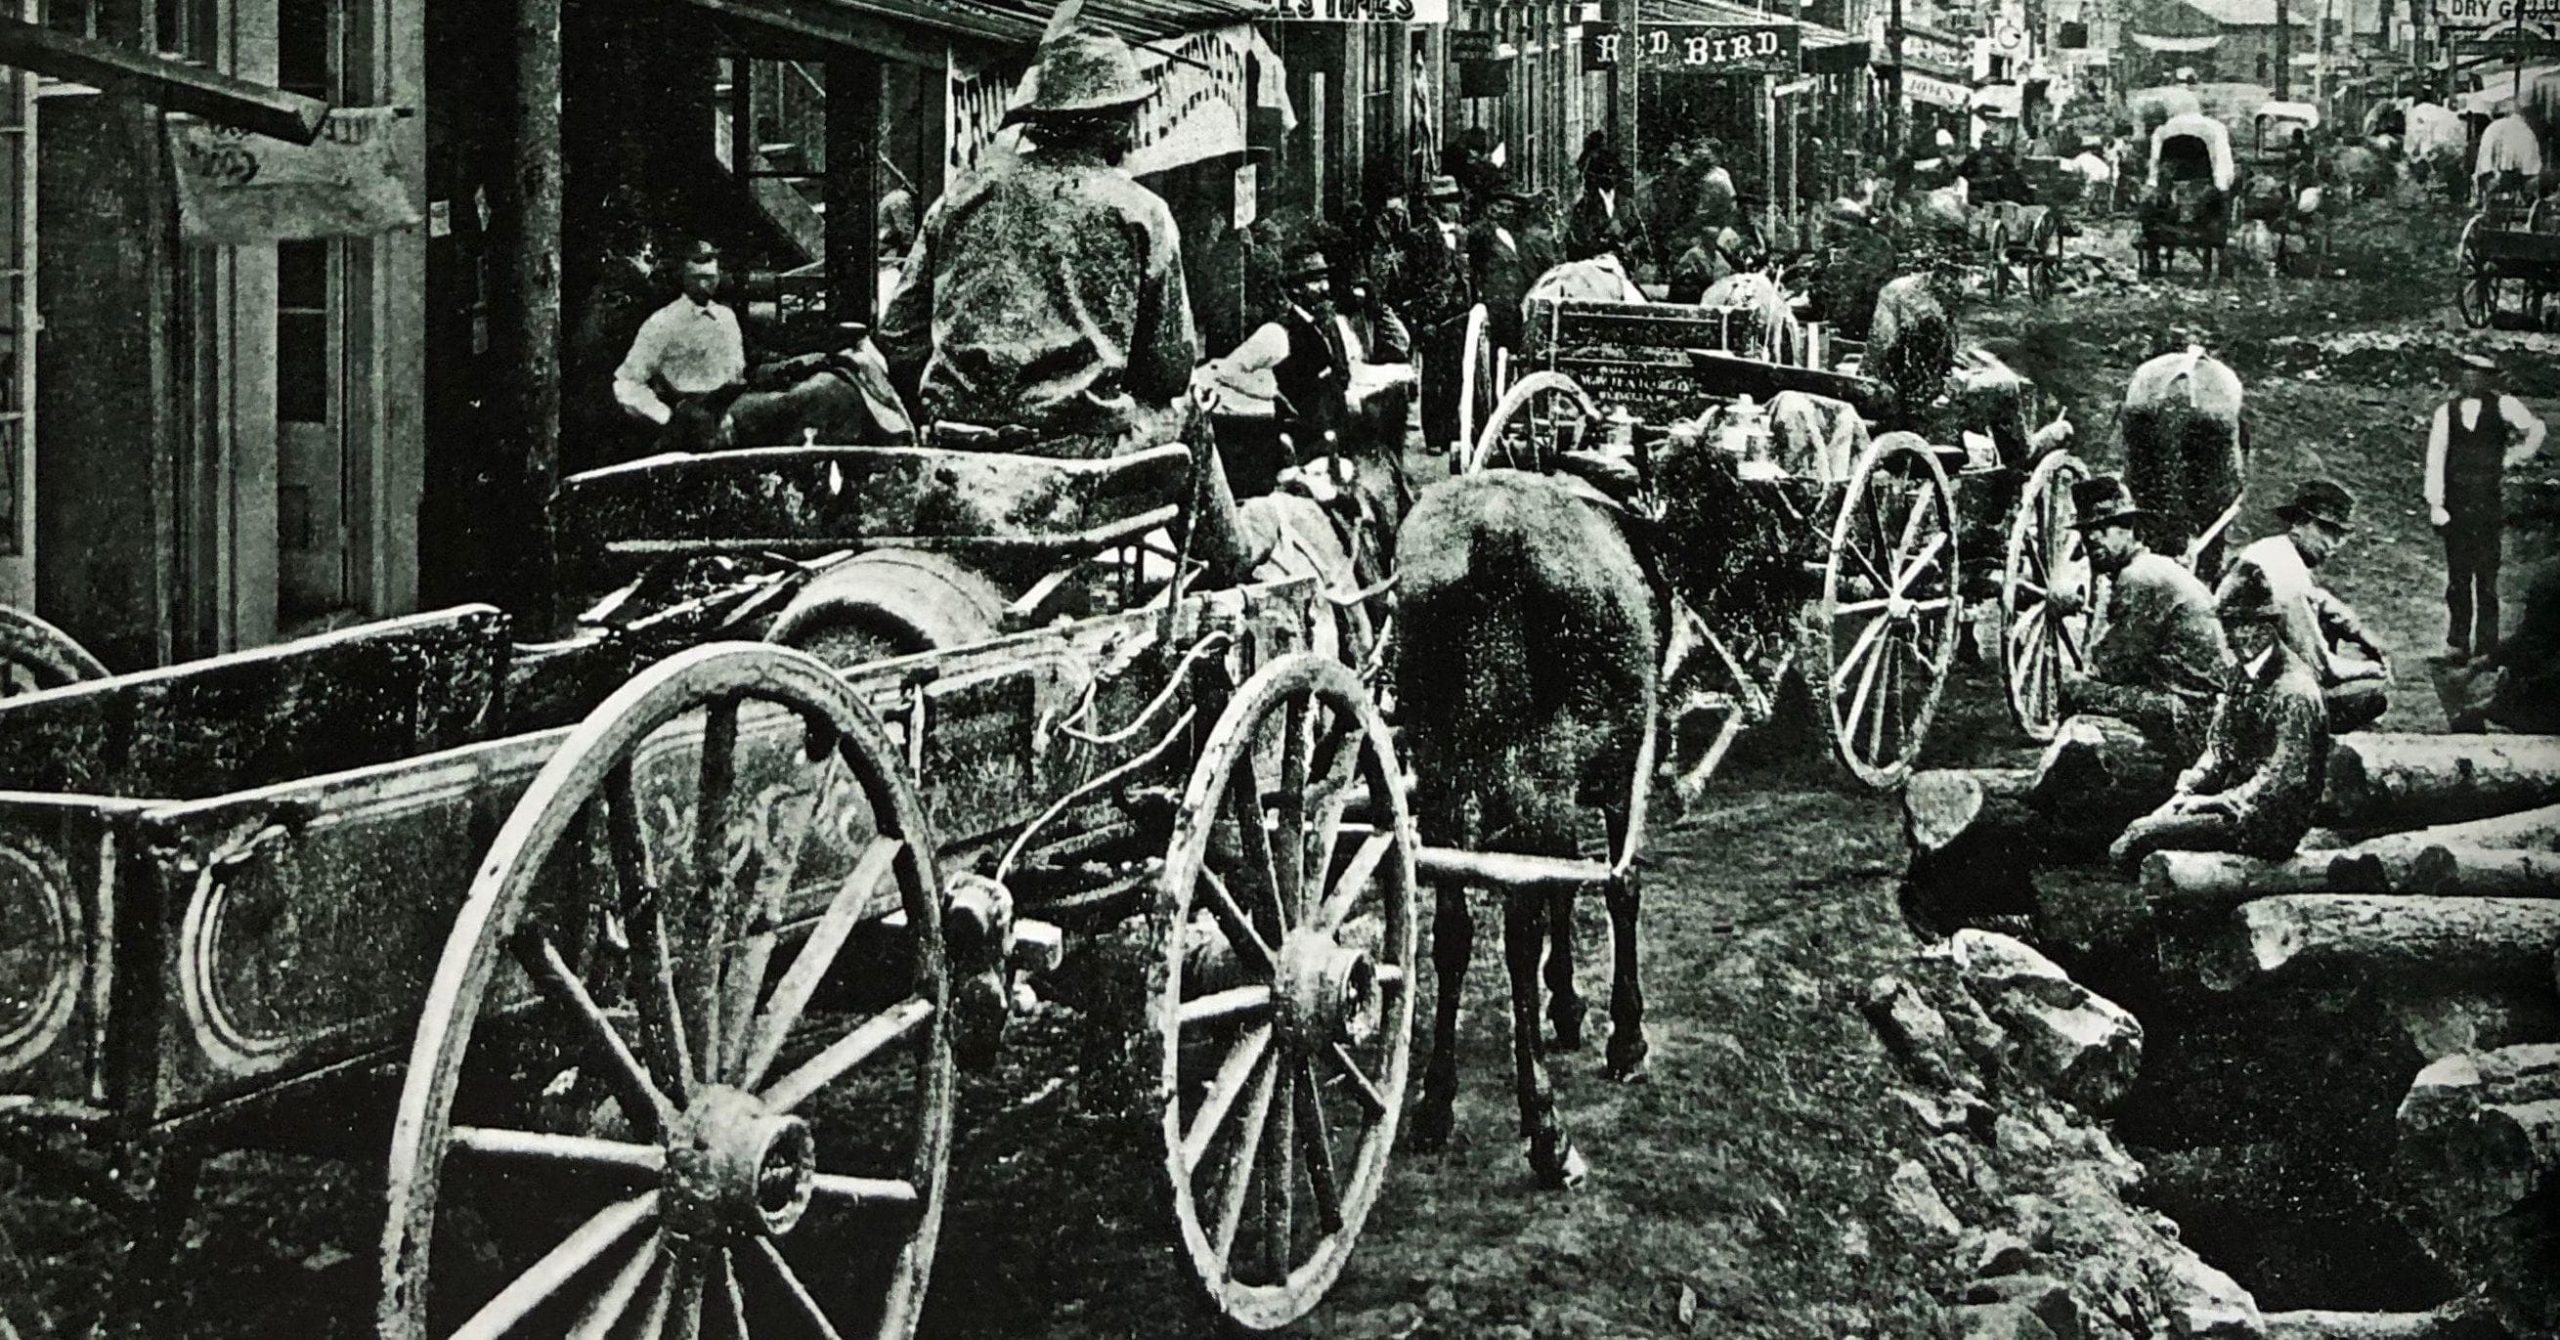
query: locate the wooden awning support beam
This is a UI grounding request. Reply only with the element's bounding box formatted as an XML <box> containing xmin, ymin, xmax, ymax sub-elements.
<box><xmin>0</xmin><ymin>17</ymin><xmax>328</xmax><ymax>144</ymax></box>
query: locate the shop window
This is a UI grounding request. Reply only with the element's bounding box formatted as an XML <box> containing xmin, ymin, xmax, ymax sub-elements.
<box><xmin>2255</xmin><ymin>53</ymin><xmax>2269</xmax><ymax>80</ymax></box>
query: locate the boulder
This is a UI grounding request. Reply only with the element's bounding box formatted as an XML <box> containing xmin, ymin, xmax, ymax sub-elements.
<box><xmin>1952</xmin><ymin>930</ymin><xmax>2146</xmax><ymax>1112</ymax></box>
<box><xmin>1883</xmin><ymin>1157</ymin><xmax>1964</xmax><ymax>1249</ymax></box>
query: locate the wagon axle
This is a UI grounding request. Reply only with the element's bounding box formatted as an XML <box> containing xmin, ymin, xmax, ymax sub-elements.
<box><xmin>665</xmin><ymin>1085</ymin><xmax>819</xmax><ymax>1243</ymax></box>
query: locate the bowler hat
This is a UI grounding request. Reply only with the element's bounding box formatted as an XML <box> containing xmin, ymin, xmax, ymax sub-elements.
<box><xmin>1004</xmin><ymin>1</ymin><xmax>1151</xmax><ymax>125</ymax></box>
<box><xmin>2069</xmin><ymin>475</ymin><xmax>2151</xmax><ymax>529</ymax></box>
<box><xmin>1283</xmin><ymin>242</ymin><xmax>1333</xmax><ymax>279</ymax></box>
<box><xmin>2273</xmin><ymin>478</ymin><xmax>2355</xmax><ymax>530</ymax></box>
<box><xmin>2455</xmin><ymin>351</ymin><xmax>2500</xmax><ymax>373</ymax></box>
<box><xmin>1425</xmin><ymin>174</ymin><xmax>1465</xmax><ymax>200</ymax></box>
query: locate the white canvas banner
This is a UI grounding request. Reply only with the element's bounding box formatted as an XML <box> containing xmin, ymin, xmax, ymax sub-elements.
<box><xmin>167</xmin><ymin>107</ymin><xmax>420</xmax><ymax>244</ymax></box>
<box><xmin>947</xmin><ymin>25</ymin><xmax>1253</xmax><ymax>182</ymax></box>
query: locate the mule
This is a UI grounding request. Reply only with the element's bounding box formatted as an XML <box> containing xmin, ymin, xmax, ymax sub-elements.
<box><xmin>2122</xmin><ymin>346</ymin><xmax>2248</xmax><ymax>579</ymax></box>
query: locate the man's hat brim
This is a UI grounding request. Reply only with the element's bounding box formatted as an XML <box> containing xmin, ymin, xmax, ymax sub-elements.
<box><xmin>2072</xmin><ymin>504</ymin><xmax>2151</xmax><ymax>529</ymax></box>
<box><xmin>2455</xmin><ymin>352</ymin><xmax>2500</xmax><ymax>372</ymax></box>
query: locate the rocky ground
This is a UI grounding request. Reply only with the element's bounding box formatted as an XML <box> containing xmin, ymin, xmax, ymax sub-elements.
<box><xmin>5</xmin><ymin>195</ymin><xmax>2550</xmax><ymax>1338</ymax></box>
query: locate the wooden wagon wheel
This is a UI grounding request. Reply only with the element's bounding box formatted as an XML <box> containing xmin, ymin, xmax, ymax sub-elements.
<box><xmin>1816</xmin><ymin>433</ymin><xmax>1961</xmax><ymax>790</ymax></box>
<box><xmin>1454</xmin><ymin>304</ymin><xmax>1496</xmax><ymax>463</ymax></box>
<box><xmin>2458</xmin><ymin>215</ymin><xmax>2498</xmax><ymax>329</ymax></box>
<box><xmin>1151</xmin><ymin>652</ymin><xmax>1417</xmax><ymax>1332</ymax></box>
<box><xmin>382</xmin><ymin>643</ymin><xmax>952</xmax><ymax>1340</ymax></box>
<box><xmin>1463</xmin><ymin>371</ymin><xmax>1602</xmax><ymax>476</ymax></box>
<box><xmin>0</xmin><ymin>605</ymin><xmax>105</xmax><ymax>698</ymax></box>
<box><xmin>1999</xmin><ymin>451</ymin><xmax>2097</xmax><ymax>742</ymax></box>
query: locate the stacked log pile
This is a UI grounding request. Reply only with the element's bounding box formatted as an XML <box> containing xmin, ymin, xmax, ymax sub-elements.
<box><xmin>1901</xmin><ymin>726</ymin><xmax>2560</xmax><ymax>1331</ymax></box>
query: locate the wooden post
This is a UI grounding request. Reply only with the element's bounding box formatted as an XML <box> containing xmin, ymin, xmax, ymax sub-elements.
<box><xmin>491</xmin><ymin>0</ymin><xmax>562</xmax><ymax>626</ymax></box>
<box><xmin>2276</xmin><ymin>0</ymin><xmax>2293</xmax><ymax>100</ymax></box>
<box><xmin>827</xmin><ymin>53</ymin><xmax>880</xmax><ymax>330</ymax></box>
<box><xmin>1887</xmin><ymin>0</ymin><xmax>1905</xmax><ymax>161</ymax></box>
<box><xmin>1762</xmin><ymin>75</ymin><xmax>1778</xmax><ymax>220</ymax></box>
<box><xmin>1615</xmin><ymin>0</ymin><xmax>1640</xmax><ymax>195</ymax></box>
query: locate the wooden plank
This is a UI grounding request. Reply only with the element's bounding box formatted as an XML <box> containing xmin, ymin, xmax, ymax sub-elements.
<box><xmin>551</xmin><ymin>444</ymin><xmax>1194</xmax><ymax>595</ymax></box>
<box><xmin>0</xmin><ymin>606</ymin><xmax>512</xmax><ymax>801</ymax></box>
<box><xmin>0</xmin><ymin>795</ymin><xmax>145</xmax><ymax>1112</ymax></box>
<box><xmin>0</xmin><ymin>18</ymin><xmax>327</xmax><ymax>145</ymax></box>
<box><xmin>1529</xmin><ymin>298</ymin><xmax>1757</xmax><ymax>353</ymax></box>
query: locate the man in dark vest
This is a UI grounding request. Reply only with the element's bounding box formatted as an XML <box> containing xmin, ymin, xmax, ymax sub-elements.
<box><xmin>2425</xmin><ymin>351</ymin><xmax>2549</xmax><ymax>662</ymax></box>
<box><xmin>1398</xmin><ymin>175</ymin><xmax>1473</xmax><ymax>455</ymax></box>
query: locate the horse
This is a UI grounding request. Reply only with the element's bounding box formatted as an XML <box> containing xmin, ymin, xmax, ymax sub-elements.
<box><xmin>1401</xmin><ymin>469</ymin><xmax>1657</xmax><ymax>1189</ymax></box>
<box><xmin>1868</xmin><ymin>273</ymin><xmax>1955</xmax><ymax>421</ymax></box>
<box><xmin>2121</xmin><ymin>346</ymin><xmax>2248</xmax><ymax>580</ymax></box>
<box><xmin>661</xmin><ymin>340</ymin><xmax>917</xmax><ymax>453</ymax></box>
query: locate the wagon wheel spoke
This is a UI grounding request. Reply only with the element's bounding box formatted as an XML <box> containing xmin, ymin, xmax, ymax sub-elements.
<box><xmin>1196</xmin><ymin>870</ymin><xmax>1279</xmax><ymax>979</ymax></box>
<box><xmin>748</xmin><ymin>1239</ymin><xmax>850</xmax><ymax>1340</ymax></box>
<box><xmin>1302</xmin><ymin>709</ymin><xmax>1364</xmax><ymax>907</ymax></box>
<box><xmin>511</xmin><ymin>932</ymin><xmax>678</xmax><ymax>1138</ymax></box>
<box><xmin>1180</xmin><ymin>983</ymin><xmax>1275</xmax><ymax>1029</ymax></box>
<box><xmin>632</xmin><ymin>1260</ymin><xmax>679</xmax><ymax>1335</ymax></box>
<box><xmin>661</xmin><ymin>1254</ymin><xmax>707</xmax><ymax>1340</ymax></box>
<box><xmin>564</xmin><ymin>1233</ymin><xmax>662</xmax><ymax>1340</ymax></box>
<box><xmin>736</xmin><ymin>836</ymin><xmax>903</xmax><ymax>1094</ymax></box>
<box><xmin>1272</xmin><ymin>693</ymin><xmax>1312</xmax><ymax>923</ymax></box>
<box><xmin>688</xmin><ymin>697</ymin><xmax>743</xmax><ymax>1087</ymax></box>
<box><xmin>448</xmin><ymin>1127</ymin><xmax>666</xmax><ymax>1180</ymax></box>
<box><xmin>1840</xmin><ymin>618</ymin><xmax>1890</xmax><ymax>727</ymax></box>
<box><xmin>606</xmin><ymin>768</ymin><xmax>696</xmax><ymax>1101</ymax></box>
<box><xmin>714</xmin><ymin>1253</ymin><xmax>752</xmax><ymax>1339</ymax></box>
<box><xmin>1892</xmin><ymin>531</ymin><xmax>1949</xmax><ymax>597</ymax></box>
<box><xmin>759</xmin><ymin>995</ymin><xmax>935</xmax><ymax>1115</ymax></box>
<box><xmin>1209</xmin><ymin>1054</ymin><xmax>1281</xmax><ymax>1266</ymax></box>
<box><xmin>1861</xmin><ymin>633</ymin><xmax>1899</xmax><ymax>764</ymax></box>
<box><xmin>1229</xmin><ymin>751</ymin><xmax>1288</xmax><ymax>939</ymax></box>
<box><xmin>450</xmin><ymin>1191</ymin><xmax>658</xmax><ymax>1340</ymax></box>
<box><xmin>1182</xmin><ymin>1024</ymin><xmax>1276</xmax><ymax>1175</ymax></box>
<box><xmin>1295</xmin><ymin>1057</ymin><xmax>1345</xmax><ymax>1234</ymax></box>
<box><xmin>1260</xmin><ymin>1062</ymin><xmax>1297</xmax><ymax>1284</ymax></box>
<box><xmin>1829</xmin><ymin>614</ymin><xmax>1890</xmax><ymax>692</ymax></box>
<box><xmin>1317</xmin><ymin>830</ymin><xmax>1397</xmax><ymax>933</ymax></box>
<box><xmin>1322</xmin><ymin>1041</ymin><xmax>1389</xmax><ymax>1119</ymax></box>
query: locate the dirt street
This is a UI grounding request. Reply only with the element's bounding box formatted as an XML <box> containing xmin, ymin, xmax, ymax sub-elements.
<box><xmin>4</xmin><ymin>196</ymin><xmax>2546</xmax><ymax>1339</ymax></box>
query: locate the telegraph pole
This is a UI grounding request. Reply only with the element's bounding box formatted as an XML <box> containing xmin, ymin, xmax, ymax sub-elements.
<box><xmin>1614</xmin><ymin>0</ymin><xmax>1640</xmax><ymax>190</ymax></box>
<box><xmin>1888</xmin><ymin>0</ymin><xmax>1906</xmax><ymax>161</ymax></box>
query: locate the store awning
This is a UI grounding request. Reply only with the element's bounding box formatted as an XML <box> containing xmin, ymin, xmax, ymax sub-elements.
<box><xmin>0</xmin><ymin>17</ymin><xmax>326</xmax><ymax>142</ymax></box>
<box><xmin>2130</xmin><ymin>32</ymin><xmax>2223</xmax><ymax>52</ymax></box>
<box><xmin>681</xmin><ymin>0</ymin><xmax>1266</xmax><ymax>64</ymax></box>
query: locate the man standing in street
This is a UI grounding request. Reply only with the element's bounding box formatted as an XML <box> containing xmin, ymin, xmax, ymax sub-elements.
<box><xmin>1397</xmin><ymin>174</ymin><xmax>1473</xmax><ymax>455</ymax></box>
<box><xmin>2220</xmin><ymin>479</ymin><xmax>2395</xmax><ymax>731</ymax></box>
<box><xmin>2425</xmin><ymin>351</ymin><xmax>2548</xmax><ymax>663</ymax></box>
<box><xmin>1469</xmin><ymin>187</ymin><xmax>1536</xmax><ymax>357</ymax></box>
<box><xmin>2057</xmin><ymin>476</ymin><xmax>2232</xmax><ymax>763</ymax></box>
<box><xmin>612</xmin><ymin>239</ymin><xmax>747</xmax><ymax>446</ymax></box>
<box><xmin>877</xmin><ymin>0</ymin><xmax>1197</xmax><ymax>457</ymax></box>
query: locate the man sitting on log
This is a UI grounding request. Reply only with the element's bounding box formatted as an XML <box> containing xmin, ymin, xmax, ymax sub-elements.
<box><xmin>2057</xmin><ymin>475</ymin><xmax>2231</xmax><ymax>762</ymax></box>
<box><xmin>2219</xmin><ymin>478</ymin><xmax>2394</xmax><ymax>731</ymax></box>
<box><xmin>2111</xmin><ymin>562</ymin><xmax>2331</xmax><ymax>870</ymax></box>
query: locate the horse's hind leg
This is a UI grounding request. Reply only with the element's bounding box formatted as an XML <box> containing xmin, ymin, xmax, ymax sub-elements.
<box><xmin>1410</xmin><ymin>879</ymin><xmax>1472</xmax><ymax>1154</ymax></box>
<box><xmin>1543</xmin><ymin>885</ymin><xmax>1586</xmax><ymax>1051</ymax></box>
<box><xmin>1505</xmin><ymin>886</ymin><xmax>1585</xmax><ymax>1189</ymax></box>
<box><xmin>1602</xmin><ymin>802</ymin><xmax>1651</xmax><ymax>1082</ymax></box>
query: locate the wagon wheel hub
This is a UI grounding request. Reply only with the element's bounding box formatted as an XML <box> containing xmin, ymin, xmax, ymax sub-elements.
<box><xmin>1885</xmin><ymin>593</ymin><xmax>1918</xmax><ymax>622</ymax></box>
<box><xmin>664</xmin><ymin>1084</ymin><xmax>819</xmax><ymax>1243</ymax></box>
<box><xmin>1275</xmin><ymin>931</ymin><xmax>1381</xmax><ymax>1050</ymax></box>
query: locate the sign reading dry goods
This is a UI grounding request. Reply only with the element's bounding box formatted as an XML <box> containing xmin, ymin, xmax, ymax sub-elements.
<box><xmin>1265</xmin><ymin>0</ymin><xmax>1451</xmax><ymax>20</ymax></box>
<box><xmin>2434</xmin><ymin>0</ymin><xmax>2560</xmax><ymax>30</ymax></box>
<box><xmin>1583</xmin><ymin>23</ymin><xmax>1803</xmax><ymax>75</ymax></box>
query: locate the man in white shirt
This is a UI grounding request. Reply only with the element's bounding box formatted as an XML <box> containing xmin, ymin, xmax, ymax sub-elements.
<box><xmin>2426</xmin><ymin>351</ymin><xmax>2549</xmax><ymax>661</ymax></box>
<box><xmin>2217</xmin><ymin>479</ymin><xmax>2394</xmax><ymax>730</ymax></box>
<box><xmin>2473</xmin><ymin>100</ymin><xmax>2544</xmax><ymax>205</ymax></box>
<box><xmin>613</xmin><ymin>240</ymin><xmax>748</xmax><ymax>435</ymax></box>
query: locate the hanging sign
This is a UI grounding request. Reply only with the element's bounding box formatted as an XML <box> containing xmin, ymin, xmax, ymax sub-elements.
<box><xmin>2436</xmin><ymin>0</ymin><xmax>2559</xmax><ymax>30</ymax></box>
<box><xmin>947</xmin><ymin>26</ymin><xmax>1252</xmax><ymax>181</ymax></box>
<box><xmin>1265</xmin><ymin>0</ymin><xmax>1450</xmax><ymax>20</ymax></box>
<box><xmin>1584</xmin><ymin>23</ymin><xmax>1803</xmax><ymax>76</ymax></box>
<box><xmin>1902</xmin><ymin>71</ymin><xmax>1974</xmax><ymax>107</ymax></box>
<box><xmin>166</xmin><ymin>107</ymin><xmax>420</xmax><ymax>244</ymax></box>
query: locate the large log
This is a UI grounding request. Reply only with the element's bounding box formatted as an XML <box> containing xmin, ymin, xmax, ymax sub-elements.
<box><xmin>1901</xmin><ymin>767</ymin><xmax>2042</xmax><ymax>935</ymax></box>
<box><xmin>2401</xmin><ymin>847</ymin><xmax>2560</xmax><ymax>899</ymax></box>
<box><xmin>2262</xmin><ymin>1308</ymin><xmax>2506</xmax><ymax>1340</ymax></box>
<box><xmin>2141</xmin><ymin>850</ymin><xmax>2351</xmax><ymax>917</ymax></box>
<box><xmin>2392</xmin><ymin>1045</ymin><xmax>2560</xmax><ymax>1339</ymax></box>
<box><xmin>2319</xmin><ymin>733</ymin><xmax>2560</xmax><ymax>831</ymax></box>
<box><xmin>2198</xmin><ymin>895</ymin><xmax>2560</xmax><ymax>992</ymax></box>
<box><xmin>2322</xmin><ymin>803</ymin><xmax>2560</xmax><ymax>891</ymax></box>
<box><xmin>1906</xmin><ymin>766</ymin><xmax>2038</xmax><ymax>853</ymax></box>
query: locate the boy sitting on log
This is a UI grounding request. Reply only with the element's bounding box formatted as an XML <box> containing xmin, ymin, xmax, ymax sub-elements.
<box><xmin>2218</xmin><ymin>479</ymin><xmax>2394</xmax><ymax>731</ymax></box>
<box><xmin>2111</xmin><ymin>562</ymin><xmax>2332</xmax><ymax>870</ymax></box>
<box><xmin>2057</xmin><ymin>475</ymin><xmax>2231</xmax><ymax>763</ymax></box>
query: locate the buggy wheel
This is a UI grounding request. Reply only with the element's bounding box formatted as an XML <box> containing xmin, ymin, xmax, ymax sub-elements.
<box><xmin>1818</xmin><ymin>433</ymin><xmax>1961</xmax><ymax>789</ymax></box>
<box><xmin>382</xmin><ymin>643</ymin><xmax>953</xmax><ymax>1340</ymax></box>
<box><xmin>2458</xmin><ymin>215</ymin><xmax>2496</xmax><ymax>328</ymax></box>
<box><xmin>1464</xmin><ymin>371</ymin><xmax>1602</xmax><ymax>476</ymax></box>
<box><xmin>1454</xmin><ymin>305</ymin><xmax>1496</xmax><ymax>464</ymax></box>
<box><xmin>2000</xmin><ymin>451</ymin><xmax>2097</xmax><ymax>743</ymax></box>
<box><xmin>0</xmin><ymin>605</ymin><xmax>105</xmax><ymax>698</ymax></box>
<box><xmin>1154</xmin><ymin>653</ymin><xmax>1418</xmax><ymax>1332</ymax></box>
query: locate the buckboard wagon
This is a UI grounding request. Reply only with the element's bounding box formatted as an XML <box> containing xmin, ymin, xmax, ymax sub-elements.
<box><xmin>2456</xmin><ymin>186</ymin><xmax>2560</xmax><ymax>328</ymax></box>
<box><xmin>1462</xmin><ymin>297</ymin><xmax>2094</xmax><ymax>791</ymax></box>
<box><xmin>0</xmin><ymin>439</ymin><xmax>1514</xmax><ymax>1337</ymax></box>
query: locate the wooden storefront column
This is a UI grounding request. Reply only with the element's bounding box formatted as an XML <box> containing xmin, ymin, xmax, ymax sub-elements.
<box><xmin>826</xmin><ymin>51</ymin><xmax>879</xmax><ymax>329</ymax></box>
<box><xmin>492</xmin><ymin>0</ymin><xmax>561</xmax><ymax>622</ymax></box>
<box><xmin>1389</xmin><ymin>21</ymin><xmax>1412</xmax><ymax>194</ymax></box>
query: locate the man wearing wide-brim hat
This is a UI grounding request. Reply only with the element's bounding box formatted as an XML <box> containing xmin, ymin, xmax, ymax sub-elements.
<box><xmin>2217</xmin><ymin>477</ymin><xmax>2395</xmax><ymax>731</ymax></box>
<box><xmin>2056</xmin><ymin>475</ymin><xmax>2231</xmax><ymax>763</ymax></box>
<box><xmin>877</xmin><ymin>0</ymin><xmax>1198</xmax><ymax>459</ymax></box>
<box><xmin>1467</xmin><ymin>185</ymin><xmax>1539</xmax><ymax>357</ymax></box>
<box><xmin>2112</xmin><ymin>558</ymin><xmax>2332</xmax><ymax>871</ymax></box>
<box><xmin>2424</xmin><ymin>349</ymin><xmax>2548</xmax><ymax>663</ymax></box>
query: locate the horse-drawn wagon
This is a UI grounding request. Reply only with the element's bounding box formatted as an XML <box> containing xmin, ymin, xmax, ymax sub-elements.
<box><xmin>0</xmin><ymin>439</ymin><xmax>1440</xmax><ymax>1336</ymax></box>
<box><xmin>2139</xmin><ymin>113</ymin><xmax>2239</xmax><ymax>277</ymax></box>
<box><xmin>1460</xmin><ymin>293</ymin><xmax>2092</xmax><ymax>790</ymax></box>
<box><xmin>2456</xmin><ymin>181</ymin><xmax>2560</xmax><ymax>328</ymax></box>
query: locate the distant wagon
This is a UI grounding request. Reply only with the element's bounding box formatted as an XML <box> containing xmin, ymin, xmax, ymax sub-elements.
<box><xmin>2140</xmin><ymin>113</ymin><xmax>2239</xmax><ymax>278</ymax></box>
